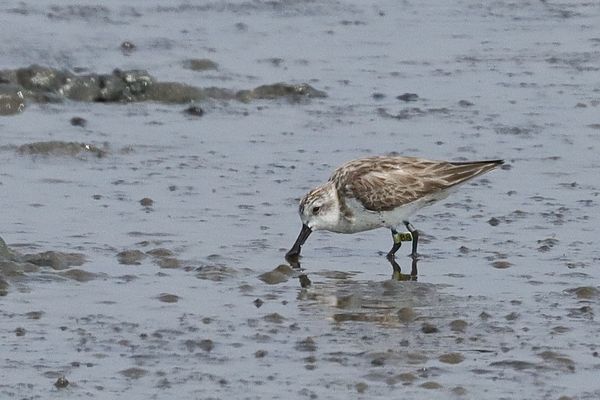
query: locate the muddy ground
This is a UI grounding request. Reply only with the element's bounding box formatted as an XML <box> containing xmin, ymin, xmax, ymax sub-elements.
<box><xmin>1</xmin><ymin>1</ymin><xmax>600</xmax><ymax>399</ymax></box>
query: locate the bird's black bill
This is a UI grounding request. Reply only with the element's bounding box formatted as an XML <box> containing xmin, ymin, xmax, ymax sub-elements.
<box><xmin>285</xmin><ymin>224</ymin><xmax>312</xmax><ymax>260</ymax></box>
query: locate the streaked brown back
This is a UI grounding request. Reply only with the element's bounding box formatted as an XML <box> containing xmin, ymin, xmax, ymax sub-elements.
<box><xmin>330</xmin><ymin>156</ymin><xmax>503</xmax><ymax>212</ymax></box>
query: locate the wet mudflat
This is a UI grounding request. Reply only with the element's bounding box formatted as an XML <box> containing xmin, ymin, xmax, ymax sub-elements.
<box><xmin>1</xmin><ymin>1</ymin><xmax>600</xmax><ymax>399</ymax></box>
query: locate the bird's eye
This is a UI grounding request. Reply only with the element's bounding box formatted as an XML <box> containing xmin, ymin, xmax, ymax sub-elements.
<box><xmin>312</xmin><ymin>206</ymin><xmax>321</xmax><ymax>215</ymax></box>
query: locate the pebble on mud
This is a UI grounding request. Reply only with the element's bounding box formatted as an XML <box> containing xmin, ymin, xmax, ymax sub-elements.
<box><xmin>117</xmin><ymin>250</ymin><xmax>146</xmax><ymax>265</ymax></box>
<box><xmin>183</xmin><ymin>105</ymin><xmax>204</xmax><ymax>117</ymax></box>
<box><xmin>119</xmin><ymin>367</ymin><xmax>148</xmax><ymax>379</ymax></box>
<box><xmin>295</xmin><ymin>337</ymin><xmax>317</xmax><ymax>352</ymax></box>
<box><xmin>566</xmin><ymin>286</ymin><xmax>599</xmax><ymax>299</ymax></box>
<box><xmin>253</xmin><ymin>298</ymin><xmax>264</xmax><ymax>308</ymax></box>
<box><xmin>421</xmin><ymin>323</ymin><xmax>439</xmax><ymax>334</ymax></box>
<box><xmin>70</xmin><ymin>116</ymin><xmax>87</xmax><ymax>127</ymax></box>
<box><xmin>54</xmin><ymin>376</ymin><xmax>69</xmax><ymax>389</ymax></box>
<box><xmin>492</xmin><ymin>260</ymin><xmax>512</xmax><ymax>269</ymax></box>
<box><xmin>17</xmin><ymin>141</ymin><xmax>106</xmax><ymax>158</ymax></box>
<box><xmin>397</xmin><ymin>307</ymin><xmax>416</xmax><ymax>323</ymax></box>
<box><xmin>263</xmin><ymin>313</ymin><xmax>285</xmax><ymax>324</ymax></box>
<box><xmin>0</xmin><ymin>277</ymin><xmax>9</xmax><ymax>296</ymax></box>
<box><xmin>139</xmin><ymin>197</ymin><xmax>154</xmax><ymax>207</ymax></box>
<box><xmin>196</xmin><ymin>265</ymin><xmax>238</xmax><ymax>281</ymax></box>
<box><xmin>24</xmin><ymin>251</ymin><xmax>86</xmax><ymax>270</ymax></box>
<box><xmin>420</xmin><ymin>381</ymin><xmax>443</xmax><ymax>389</ymax></box>
<box><xmin>258</xmin><ymin>264</ymin><xmax>294</xmax><ymax>285</ymax></box>
<box><xmin>157</xmin><ymin>293</ymin><xmax>179</xmax><ymax>303</ymax></box>
<box><xmin>183</xmin><ymin>58</ymin><xmax>219</xmax><ymax>71</ymax></box>
<box><xmin>59</xmin><ymin>269</ymin><xmax>99</xmax><ymax>282</ymax></box>
<box><xmin>439</xmin><ymin>352</ymin><xmax>465</xmax><ymax>364</ymax></box>
<box><xmin>449</xmin><ymin>319</ymin><xmax>468</xmax><ymax>333</ymax></box>
<box><xmin>120</xmin><ymin>41</ymin><xmax>136</xmax><ymax>54</ymax></box>
<box><xmin>255</xmin><ymin>349</ymin><xmax>268</xmax><ymax>358</ymax></box>
<box><xmin>0</xmin><ymin>86</ymin><xmax>25</xmax><ymax>115</ymax></box>
<box><xmin>355</xmin><ymin>382</ymin><xmax>368</xmax><ymax>393</ymax></box>
<box><xmin>155</xmin><ymin>257</ymin><xmax>181</xmax><ymax>269</ymax></box>
<box><xmin>396</xmin><ymin>93</ymin><xmax>419</xmax><ymax>102</ymax></box>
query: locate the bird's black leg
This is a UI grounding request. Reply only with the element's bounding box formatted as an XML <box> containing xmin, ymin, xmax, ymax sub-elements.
<box><xmin>404</xmin><ymin>221</ymin><xmax>419</xmax><ymax>259</ymax></box>
<box><xmin>387</xmin><ymin>228</ymin><xmax>403</xmax><ymax>259</ymax></box>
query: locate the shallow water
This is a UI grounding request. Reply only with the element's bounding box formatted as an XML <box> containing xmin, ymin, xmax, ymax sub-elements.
<box><xmin>1</xmin><ymin>0</ymin><xmax>600</xmax><ymax>399</ymax></box>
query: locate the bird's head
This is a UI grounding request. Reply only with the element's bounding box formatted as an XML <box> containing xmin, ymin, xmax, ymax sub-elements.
<box><xmin>286</xmin><ymin>182</ymin><xmax>340</xmax><ymax>259</ymax></box>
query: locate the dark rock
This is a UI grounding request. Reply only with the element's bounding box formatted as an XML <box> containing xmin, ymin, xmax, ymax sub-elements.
<box><xmin>421</xmin><ymin>323</ymin><xmax>439</xmax><ymax>334</ymax></box>
<box><xmin>183</xmin><ymin>58</ymin><xmax>219</xmax><ymax>71</ymax></box>
<box><xmin>17</xmin><ymin>141</ymin><xmax>106</xmax><ymax>158</ymax></box>
<box><xmin>145</xmin><ymin>81</ymin><xmax>206</xmax><ymax>103</ymax></box>
<box><xmin>183</xmin><ymin>105</ymin><xmax>204</xmax><ymax>117</ymax></box>
<box><xmin>253</xmin><ymin>298</ymin><xmax>264</xmax><ymax>308</ymax></box>
<box><xmin>237</xmin><ymin>83</ymin><xmax>327</xmax><ymax>103</ymax></box>
<box><xmin>16</xmin><ymin>65</ymin><xmax>70</xmax><ymax>91</ymax></box>
<box><xmin>487</xmin><ymin>217</ymin><xmax>500</xmax><ymax>226</ymax></box>
<box><xmin>70</xmin><ymin>116</ymin><xmax>87</xmax><ymax>127</ymax></box>
<box><xmin>0</xmin><ymin>85</ymin><xmax>25</xmax><ymax>115</ymax></box>
<box><xmin>54</xmin><ymin>376</ymin><xmax>69</xmax><ymax>389</ymax></box>
<box><xmin>0</xmin><ymin>277</ymin><xmax>10</xmax><ymax>296</ymax></box>
<box><xmin>396</xmin><ymin>92</ymin><xmax>419</xmax><ymax>102</ymax></box>
<box><xmin>157</xmin><ymin>293</ymin><xmax>179</xmax><ymax>303</ymax></box>
<box><xmin>140</xmin><ymin>197</ymin><xmax>154</xmax><ymax>207</ymax></box>
<box><xmin>117</xmin><ymin>250</ymin><xmax>146</xmax><ymax>265</ymax></box>
<box><xmin>15</xmin><ymin>327</ymin><xmax>26</xmax><ymax>336</ymax></box>
<box><xmin>23</xmin><ymin>251</ymin><xmax>85</xmax><ymax>270</ymax></box>
<box><xmin>119</xmin><ymin>368</ymin><xmax>148</xmax><ymax>379</ymax></box>
<box><xmin>59</xmin><ymin>269</ymin><xmax>99</xmax><ymax>282</ymax></box>
<box><xmin>120</xmin><ymin>41</ymin><xmax>136</xmax><ymax>54</ymax></box>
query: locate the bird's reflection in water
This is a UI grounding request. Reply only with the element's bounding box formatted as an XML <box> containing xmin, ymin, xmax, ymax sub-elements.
<box><xmin>285</xmin><ymin>254</ymin><xmax>418</xmax><ymax>285</ymax></box>
<box><xmin>387</xmin><ymin>255</ymin><xmax>418</xmax><ymax>281</ymax></box>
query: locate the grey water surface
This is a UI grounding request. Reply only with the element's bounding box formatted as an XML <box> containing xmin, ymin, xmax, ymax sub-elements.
<box><xmin>1</xmin><ymin>1</ymin><xmax>600</xmax><ymax>399</ymax></box>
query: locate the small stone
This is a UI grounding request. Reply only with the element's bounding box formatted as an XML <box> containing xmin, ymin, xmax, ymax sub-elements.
<box><xmin>15</xmin><ymin>327</ymin><xmax>26</xmax><ymax>336</ymax></box>
<box><xmin>120</xmin><ymin>41</ymin><xmax>136</xmax><ymax>54</ymax></box>
<box><xmin>492</xmin><ymin>260</ymin><xmax>512</xmax><ymax>269</ymax></box>
<box><xmin>54</xmin><ymin>376</ymin><xmax>69</xmax><ymax>389</ymax></box>
<box><xmin>488</xmin><ymin>217</ymin><xmax>500</xmax><ymax>226</ymax></box>
<box><xmin>253</xmin><ymin>298</ymin><xmax>264</xmax><ymax>308</ymax></box>
<box><xmin>420</xmin><ymin>381</ymin><xmax>442</xmax><ymax>389</ymax></box>
<box><xmin>505</xmin><ymin>312</ymin><xmax>519</xmax><ymax>321</ymax></box>
<box><xmin>421</xmin><ymin>323</ymin><xmax>438</xmax><ymax>334</ymax></box>
<box><xmin>439</xmin><ymin>352</ymin><xmax>464</xmax><ymax>364</ymax></box>
<box><xmin>355</xmin><ymin>382</ymin><xmax>368</xmax><ymax>393</ymax></box>
<box><xmin>449</xmin><ymin>319</ymin><xmax>468</xmax><ymax>333</ymax></box>
<box><xmin>396</xmin><ymin>92</ymin><xmax>418</xmax><ymax>102</ymax></box>
<box><xmin>255</xmin><ymin>349</ymin><xmax>268</xmax><ymax>358</ymax></box>
<box><xmin>198</xmin><ymin>339</ymin><xmax>214</xmax><ymax>352</ymax></box>
<box><xmin>156</xmin><ymin>257</ymin><xmax>180</xmax><ymax>269</ymax></box>
<box><xmin>183</xmin><ymin>58</ymin><xmax>219</xmax><ymax>71</ymax></box>
<box><xmin>295</xmin><ymin>337</ymin><xmax>317</xmax><ymax>352</ymax></box>
<box><xmin>157</xmin><ymin>293</ymin><xmax>179</xmax><ymax>303</ymax></box>
<box><xmin>567</xmin><ymin>286</ymin><xmax>599</xmax><ymax>299</ymax></box>
<box><xmin>397</xmin><ymin>307</ymin><xmax>416</xmax><ymax>323</ymax></box>
<box><xmin>140</xmin><ymin>197</ymin><xmax>153</xmax><ymax>207</ymax></box>
<box><xmin>117</xmin><ymin>249</ymin><xmax>146</xmax><ymax>265</ymax></box>
<box><xmin>263</xmin><ymin>313</ymin><xmax>285</xmax><ymax>324</ymax></box>
<box><xmin>183</xmin><ymin>105</ymin><xmax>204</xmax><ymax>117</ymax></box>
<box><xmin>120</xmin><ymin>367</ymin><xmax>148</xmax><ymax>379</ymax></box>
<box><xmin>70</xmin><ymin>116</ymin><xmax>87</xmax><ymax>127</ymax></box>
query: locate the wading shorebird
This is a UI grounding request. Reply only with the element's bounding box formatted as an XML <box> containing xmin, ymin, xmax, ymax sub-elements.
<box><xmin>286</xmin><ymin>155</ymin><xmax>503</xmax><ymax>263</ymax></box>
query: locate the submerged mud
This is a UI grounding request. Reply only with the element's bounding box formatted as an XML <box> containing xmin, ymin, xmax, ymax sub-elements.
<box><xmin>1</xmin><ymin>0</ymin><xmax>600</xmax><ymax>399</ymax></box>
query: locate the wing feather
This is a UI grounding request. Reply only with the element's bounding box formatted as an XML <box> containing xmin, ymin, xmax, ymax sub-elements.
<box><xmin>330</xmin><ymin>156</ymin><xmax>502</xmax><ymax>212</ymax></box>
